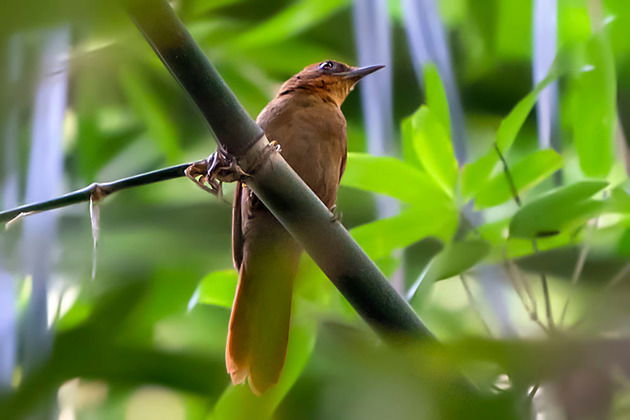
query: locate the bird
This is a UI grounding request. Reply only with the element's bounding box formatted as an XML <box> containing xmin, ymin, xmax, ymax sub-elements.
<box><xmin>226</xmin><ymin>60</ymin><xmax>383</xmax><ymax>394</ymax></box>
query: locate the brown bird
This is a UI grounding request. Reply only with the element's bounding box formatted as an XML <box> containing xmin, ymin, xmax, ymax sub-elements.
<box><xmin>227</xmin><ymin>60</ymin><xmax>383</xmax><ymax>394</ymax></box>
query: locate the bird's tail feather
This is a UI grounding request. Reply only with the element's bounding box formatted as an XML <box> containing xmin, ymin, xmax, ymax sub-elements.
<box><xmin>226</xmin><ymin>218</ymin><xmax>301</xmax><ymax>395</ymax></box>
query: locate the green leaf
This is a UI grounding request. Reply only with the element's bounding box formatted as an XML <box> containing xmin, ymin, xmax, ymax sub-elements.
<box><xmin>461</xmin><ymin>53</ymin><xmax>568</xmax><ymax>199</ymax></box>
<box><xmin>423</xmin><ymin>64</ymin><xmax>451</xmax><ymax>137</ymax></box>
<box><xmin>429</xmin><ymin>239</ymin><xmax>491</xmax><ymax>281</ymax></box>
<box><xmin>495</xmin><ymin>72</ymin><xmax>557</xmax><ymax>153</ymax></box>
<box><xmin>569</xmin><ymin>34</ymin><xmax>616</xmax><ymax>178</ymax></box>
<box><xmin>212</xmin><ymin>320</ymin><xmax>317</xmax><ymax>420</ymax></box>
<box><xmin>461</xmin><ymin>151</ymin><xmax>500</xmax><ymax>199</ymax></box>
<box><xmin>401</xmin><ymin>115</ymin><xmax>422</xmax><ymax>168</ymax></box>
<box><xmin>351</xmin><ymin>205</ymin><xmax>458</xmax><ymax>260</ymax></box>
<box><xmin>509</xmin><ymin>181</ymin><xmax>608</xmax><ymax>238</ymax></box>
<box><xmin>516</xmin><ymin>246</ymin><xmax>630</xmax><ymax>283</ymax></box>
<box><xmin>475</xmin><ymin>149</ymin><xmax>563</xmax><ymax>208</ymax></box>
<box><xmin>195</xmin><ymin>269</ymin><xmax>238</xmax><ymax>308</ymax></box>
<box><xmin>341</xmin><ymin>153</ymin><xmax>450</xmax><ymax>206</ymax></box>
<box><xmin>410</xmin><ymin>107</ymin><xmax>458</xmax><ymax>195</ymax></box>
<box><xmin>607</xmin><ymin>187</ymin><xmax>630</xmax><ymax>214</ymax></box>
<box><xmin>233</xmin><ymin>0</ymin><xmax>350</xmax><ymax>48</ymax></box>
<box><xmin>119</xmin><ymin>67</ymin><xmax>181</xmax><ymax>162</ymax></box>
<box><xmin>619</xmin><ymin>228</ymin><xmax>630</xmax><ymax>257</ymax></box>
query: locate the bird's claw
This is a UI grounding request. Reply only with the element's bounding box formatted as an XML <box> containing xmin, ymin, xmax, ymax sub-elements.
<box><xmin>330</xmin><ymin>205</ymin><xmax>342</xmax><ymax>223</ymax></box>
<box><xmin>248</xmin><ymin>140</ymin><xmax>282</xmax><ymax>173</ymax></box>
<box><xmin>185</xmin><ymin>140</ymin><xmax>282</xmax><ymax>199</ymax></box>
<box><xmin>185</xmin><ymin>146</ymin><xmax>249</xmax><ymax>199</ymax></box>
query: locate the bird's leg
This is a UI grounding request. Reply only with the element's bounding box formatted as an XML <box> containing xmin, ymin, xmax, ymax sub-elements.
<box><xmin>245</xmin><ymin>140</ymin><xmax>282</xmax><ymax>174</ymax></box>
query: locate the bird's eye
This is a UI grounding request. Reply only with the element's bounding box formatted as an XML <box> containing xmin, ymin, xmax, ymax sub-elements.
<box><xmin>319</xmin><ymin>61</ymin><xmax>335</xmax><ymax>70</ymax></box>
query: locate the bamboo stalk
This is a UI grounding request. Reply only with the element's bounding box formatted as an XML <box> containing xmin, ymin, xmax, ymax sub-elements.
<box><xmin>124</xmin><ymin>0</ymin><xmax>434</xmax><ymax>339</ymax></box>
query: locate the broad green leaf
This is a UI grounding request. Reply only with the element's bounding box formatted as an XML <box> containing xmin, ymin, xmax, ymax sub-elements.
<box><xmin>461</xmin><ymin>53</ymin><xmax>567</xmax><ymax>198</ymax></box>
<box><xmin>233</xmin><ymin>0</ymin><xmax>350</xmax><ymax>48</ymax></box>
<box><xmin>475</xmin><ymin>149</ymin><xmax>563</xmax><ymax>208</ymax></box>
<box><xmin>516</xmin><ymin>246</ymin><xmax>630</xmax><ymax>283</ymax></box>
<box><xmin>187</xmin><ymin>0</ymin><xmax>244</xmax><ymax>16</ymax></box>
<box><xmin>212</xmin><ymin>320</ymin><xmax>316</xmax><ymax>420</ymax></box>
<box><xmin>619</xmin><ymin>228</ymin><xmax>630</xmax><ymax>257</ymax></box>
<box><xmin>410</xmin><ymin>107</ymin><xmax>458</xmax><ymax>195</ymax></box>
<box><xmin>351</xmin><ymin>205</ymin><xmax>458</xmax><ymax>260</ymax></box>
<box><xmin>495</xmin><ymin>72</ymin><xmax>557</xmax><ymax>153</ymax></box>
<box><xmin>119</xmin><ymin>67</ymin><xmax>181</xmax><ymax>162</ymax></box>
<box><xmin>341</xmin><ymin>153</ymin><xmax>450</xmax><ymax>206</ymax></box>
<box><xmin>429</xmin><ymin>239</ymin><xmax>491</xmax><ymax>281</ymax></box>
<box><xmin>195</xmin><ymin>269</ymin><xmax>238</xmax><ymax>308</ymax></box>
<box><xmin>607</xmin><ymin>187</ymin><xmax>630</xmax><ymax>214</ymax></box>
<box><xmin>424</xmin><ymin>64</ymin><xmax>450</xmax><ymax>137</ymax></box>
<box><xmin>401</xmin><ymin>115</ymin><xmax>422</xmax><ymax>168</ymax></box>
<box><xmin>461</xmin><ymin>151</ymin><xmax>499</xmax><ymax>199</ymax></box>
<box><xmin>509</xmin><ymin>181</ymin><xmax>608</xmax><ymax>238</ymax></box>
<box><xmin>569</xmin><ymin>34</ymin><xmax>616</xmax><ymax>178</ymax></box>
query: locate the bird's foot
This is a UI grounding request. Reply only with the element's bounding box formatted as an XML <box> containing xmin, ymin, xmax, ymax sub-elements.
<box><xmin>246</xmin><ymin>140</ymin><xmax>282</xmax><ymax>173</ymax></box>
<box><xmin>185</xmin><ymin>146</ymin><xmax>249</xmax><ymax>199</ymax></box>
<box><xmin>329</xmin><ymin>205</ymin><xmax>342</xmax><ymax>223</ymax></box>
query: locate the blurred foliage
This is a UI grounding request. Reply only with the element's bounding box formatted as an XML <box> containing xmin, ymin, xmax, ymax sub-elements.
<box><xmin>1</xmin><ymin>0</ymin><xmax>630</xmax><ymax>419</ymax></box>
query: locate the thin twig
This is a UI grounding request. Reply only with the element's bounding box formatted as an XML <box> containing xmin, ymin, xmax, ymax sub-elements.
<box><xmin>505</xmin><ymin>254</ymin><xmax>537</xmax><ymax>315</ymax></box>
<box><xmin>494</xmin><ymin>144</ymin><xmax>555</xmax><ymax>331</ymax></box>
<box><xmin>0</xmin><ymin>162</ymin><xmax>194</xmax><ymax>224</ymax></box>
<box><xmin>502</xmin><ymin>252</ymin><xmax>553</xmax><ymax>334</ymax></box>
<box><xmin>558</xmin><ymin>216</ymin><xmax>601</xmax><ymax>326</ymax></box>
<box><xmin>494</xmin><ymin>143</ymin><xmax>522</xmax><ymax>207</ymax></box>
<box><xmin>532</xmin><ymin>239</ymin><xmax>555</xmax><ymax>330</ymax></box>
<box><xmin>459</xmin><ymin>274</ymin><xmax>494</xmax><ymax>336</ymax></box>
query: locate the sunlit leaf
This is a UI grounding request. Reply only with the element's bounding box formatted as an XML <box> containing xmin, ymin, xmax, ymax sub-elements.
<box><xmin>424</xmin><ymin>64</ymin><xmax>451</xmax><ymax>137</ymax></box>
<box><xmin>509</xmin><ymin>181</ymin><xmax>608</xmax><ymax>238</ymax></box>
<box><xmin>233</xmin><ymin>0</ymin><xmax>350</xmax><ymax>48</ymax></box>
<box><xmin>351</xmin><ymin>205</ymin><xmax>458</xmax><ymax>260</ymax></box>
<box><xmin>461</xmin><ymin>151</ymin><xmax>500</xmax><ymax>200</ymax></box>
<box><xmin>461</xmin><ymin>61</ymin><xmax>564</xmax><ymax>200</ymax></box>
<box><xmin>569</xmin><ymin>34</ymin><xmax>616</xmax><ymax>178</ymax></box>
<box><xmin>619</xmin><ymin>228</ymin><xmax>630</xmax><ymax>257</ymax></box>
<box><xmin>212</xmin><ymin>320</ymin><xmax>317</xmax><ymax>420</ymax></box>
<box><xmin>496</xmin><ymin>71</ymin><xmax>558</xmax><ymax>153</ymax></box>
<box><xmin>195</xmin><ymin>269</ymin><xmax>238</xmax><ymax>309</ymax></box>
<box><xmin>607</xmin><ymin>187</ymin><xmax>630</xmax><ymax>214</ymax></box>
<box><xmin>430</xmin><ymin>239</ymin><xmax>491</xmax><ymax>281</ymax></box>
<box><xmin>410</xmin><ymin>107</ymin><xmax>458</xmax><ymax>195</ymax></box>
<box><xmin>119</xmin><ymin>66</ymin><xmax>181</xmax><ymax>162</ymax></box>
<box><xmin>341</xmin><ymin>153</ymin><xmax>450</xmax><ymax>206</ymax></box>
<box><xmin>475</xmin><ymin>149</ymin><xmax>563</xmax><ymax>208</ymax></box>
<box><xmin>401</xmin><ymin>115</ymin><xmax>422</xmax><ymax>168</ymax></box>
<box><xmin>516</xmin><ymin>246</ymin><xmax>630</xmax><ymax>283</ymax></box>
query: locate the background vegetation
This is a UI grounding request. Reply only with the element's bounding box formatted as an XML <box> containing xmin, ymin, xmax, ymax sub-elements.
<box><xmin>1</xmin><ymin>0</ymin><xmax>630</xmax><ymax>418</ymax></box>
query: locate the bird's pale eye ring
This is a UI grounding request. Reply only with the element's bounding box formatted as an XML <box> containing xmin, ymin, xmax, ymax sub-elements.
<box><xmin>319</xmin><ymin>61</ymin><xmax>334</xmax><ymax>70</ymax></box>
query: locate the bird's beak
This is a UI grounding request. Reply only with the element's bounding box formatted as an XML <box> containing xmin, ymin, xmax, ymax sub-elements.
<box><xmin>340</xmin><ymin>64</ymin><xmax>385</xmax><ymax>80</ymax></box>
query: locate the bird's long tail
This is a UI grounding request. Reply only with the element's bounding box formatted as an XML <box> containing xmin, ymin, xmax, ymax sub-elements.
<box><xmin>226</xmin><ymin>213</ymin><xmax>301</xmax><ymax>395</ymax></box>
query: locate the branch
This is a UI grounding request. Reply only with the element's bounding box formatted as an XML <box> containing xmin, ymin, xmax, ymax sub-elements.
<box><xmin>124</xmin><ymin>0</ymin><xmax>434</xmax><ymax>340</ymax></box>
<box><xmin>494</xmin><ymin>144</ymin><xmax>555</xmax><ymax>331</ymax></box>
<box><xmin>0</xmin><ymin>162</ymin><xmax>192</xmax><ymax>224</ymax></box>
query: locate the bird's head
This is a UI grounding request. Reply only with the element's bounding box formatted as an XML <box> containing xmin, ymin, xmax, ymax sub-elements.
<box><xmin>278</xmin><ymin>60</ymin><xmax>384</xmax><ymax>106</ymax></box>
